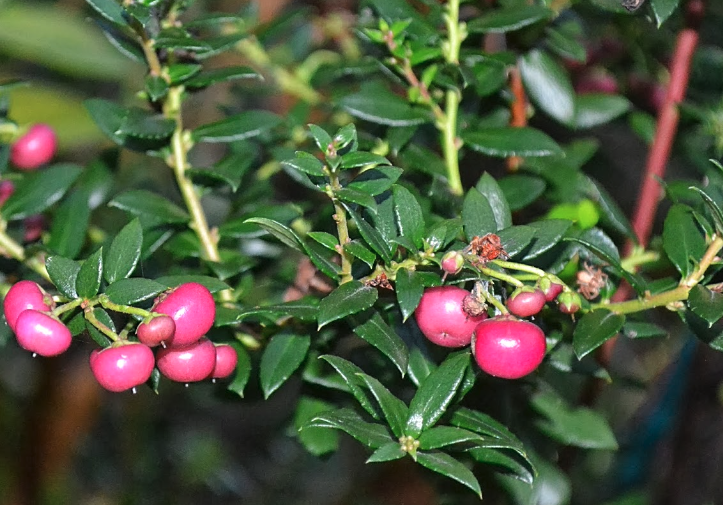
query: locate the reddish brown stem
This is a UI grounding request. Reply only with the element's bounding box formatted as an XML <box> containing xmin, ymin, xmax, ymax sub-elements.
<box><xmin>507</xmin><ymin>65</ymin><xmax>527</xmax><ymax>171</ymax></box>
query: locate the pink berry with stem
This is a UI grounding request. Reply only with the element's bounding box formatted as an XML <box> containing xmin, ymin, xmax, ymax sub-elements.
<box><xmin>137</xmin><ymin>314</ymin><xmax>176</xmax><ymax>347</ymax></box>
<box><xmin>4</xmin><ymin>280</ymin><xmax>53</xmax><ymax>332</ymax></box>
<box><xmin>156</xmin><ymin>337</ymin><xmax>216</xmax><ymax>383</ymax></box>
<box><xmin>473</xmin><ymin>316</ymin><xmax>546</xmax><ymax>379</ymax></box>
<box><xmin>440</xmin><ymin>251</ymin><xmax>464</xmax><ymax>275</ymax></box>
<box><xmin>90</xmin><ymin>342</ymin><xmax>155</xmax><ymax>392</ymax></box>
<box><xmin>212</xmin><ymin>344</ymin><xmax>238</xmax><ymax>379</ymax></box>
<box><xmin>558</xmin><ymin>291</ymin><xmax>582</xmax><ymax>314</ymax></box>
<box><xmin>538</xmin><ymin>275</ymin><xmax>564</xmax><ymax>302</ymax></box>
<box><xmin>153</xmin><ymin>282</ymin><xmax>215</xmax><ymax>347</ymax></box>
<box><xmin>14</xmin><ymin>309</ymin><xmax>71</xmax><ymax>356</ymax></box>
<box><xmin>0</xmin><ymin>180</ymin><xmax>15</xmax><ymax>207</ymax></box>
<box><xmin>10</xmin><ymin>124</ymin><xmax>58</xmax><ymax>170</ymax></box>
<box><xmin>506</xmin><ymin>286</ymin><xmax>546</xmax><ymax>318</ymax></box>
<box><xmin>414</xmin><ymin>286</ymin><xmax>487</xmax><ymax>348</ymax></box>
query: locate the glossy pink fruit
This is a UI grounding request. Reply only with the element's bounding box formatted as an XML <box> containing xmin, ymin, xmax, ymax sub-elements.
<box><xmin>156</xmin><ymin>337</ymin><xmax>216</xmax><ymax>383</ymax></box>
<box><xmin>10</xmin><ymin>124</ymin><xmax>57</xmax><ymax>170</ymax></box>
<box><xmin>538</xmin><ymin>276</ymin><xmax>564</xmax><ymax>302</ymax></box>
<box><xmin>440</xmin><ymin>251</ymin><xmax>464</xmax><ymax>275</ymax></box>
<box><xmin>414</xmin><ymin>286</ymin><xmax>487</xmax><ymax>348</ymax></box>
<box><xmin>137</xmin><ymin>314</ymin><xmax>176</xmax><ymax>347</ymax></box>
<box><xmin>0</xmin><ymin>180</ymin><xmax>15</xmax><ymax>207</ymax></box>
<box><xmin>90</xmin><ymin>343</ymin><xmax>155</xmax><ymax>392</ymax></box>
<box><xmin>473</xmin><ymin>316</ymin><xmax>546</xmax><ymax>379</ymax></box>
<box><xmin>506</xmin><ymin>287</ymin><xmax>546</xmax><ymax>318</ymax></box>
<box><xmin>4</xmin><ymin>280</ymin><xmax>52</xmax><ymax>332</ymax></box>
<box><xmin>15</xmin><ymin>309</ymin><xmax>71</xmax><ymax>356</ymax></box>
<box><xmin>153</xmin><ymin>283</ymin><xmax>215</xmax><ymax>347</ymax></box>
<box><xmin>23</xmin><ymin>214</ymin><xmax>45</xmax><ymax>243</ymax></box>
<box><xmin>212</xmin><ymin>344</ymin><xmax>238</xmax><ymax>379</ymax></box>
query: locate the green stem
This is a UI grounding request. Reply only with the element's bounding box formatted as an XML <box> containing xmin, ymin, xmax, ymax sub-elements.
<box><xmin>491</xmin><ymin>259</ymin><xmax>547</xmax><ymax>278</ymax></box>
<box><xmin>0</xmin><ymin>225</ymin><xmax>50</xmax><ymax>281</ymax></box>
<box><xmin>597</xmin><ymin>285</ymin><xmax>689</xmax><ymax>315</ymax></box>
<box><xmin>327</xmin><ymin>175</ymin><xmax>354</xmax><ymax>284</ymax></box>
<box><xmin>478</xmin><ymin>266</ymin><xmax>524</xmax><ymax>288</ymax></box>
<box><xmin>53</xmin><ymin>298</ymin><xmax>83</xmax><ymax>317</ymax></box>
<box><xmin>620</xmin><ymin>249</ymin><xmax>660</xmax><ymax>272</ymax></box>
<box><xmin>682</xmin><ymin>234</ymin><xmax>723</xmax><ymax>287</ymax></box>
<box><xmin>84</xmin><ymin>306</ymin><xmax>119</xmax><ymax>342</ymax></box>
<box><xmin>474</xmin><ymin>281</ymin><xmax>508</xmax><ymax>315</ymax></box>
<box><xmin>98</xmin><ymin>294</ymin><xmax>152</xmax><ymax>319</ymax></box>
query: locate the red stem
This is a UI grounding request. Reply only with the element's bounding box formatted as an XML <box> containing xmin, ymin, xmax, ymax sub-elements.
<box><xmin>507</xmin><ymin>65</ymin><xmax>527</xmax><ymax>171</ymax></box>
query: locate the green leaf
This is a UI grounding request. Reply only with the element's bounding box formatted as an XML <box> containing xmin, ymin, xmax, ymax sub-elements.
<box><xmin>366</xmin><ymin>0</ymin><xmax>438</xmax><ymax>39</ymax></box>
<box><xmin>116</xmin><ymin>108</ymin><xmax>175</xmax><ymax>139</ymax></box>
<box><xmin>416</xmin><ymin>451</ymin><xmax>483</xmax><ymax>499</ymax></box>
<box><xmin>357</xmin><ymin>373</ymin><xmax>409</xmax><ymax>438</ymax></box>
<box><xmin>396</xmin><ymin>268</ymin><xmax>424</xmax><ymax>322</ymax></box>
<box><xmin>462</xmin><ymin>188</ymin><xmax>497</xmax><ymax>239</ymax></box>
<box><xmin>522</xmin><ymin>220</ymin><xmax>572</xmax><ymax>260</ymax></box>
<box><xmin>1</xmin><ymin>164</ymin><xmax>82</xmax><ymax>220</ymax></box>
<box><xmin>366</xmin><ymin>442</ymin><xmax>406</xmax><ymax>463</ymax></box>
<box><xmin>187</xmin><ymin>153</ymin><xmax>253</xmax><ymax>192</ymax></box>
<box><xmin>651</xmin><ymin>0</ymin><xmax>680</xmax><ymax>26</ymax></box>
<box><xmin>351</xmin><ymin>310</ymin><xmax>409</xmax><ymax>377</ymax></box>
<box><xmin>185</xmin><ymin>66</ymin><xmax>261</xmax><ymax>88</ymax></box>
<box><xmin>583</xmin><ymin>176</ymin><xmax>637</xmax><ymax>241</ymax></box>
<box><xmin>339</xmin><ymin>82</ymin><xmax>432</xmax><ymax>127</ymax></box>
<box><xmin>425</xmin><ymin>219</ymin><xmax>463</xmax><ymax>251</ymax></box>
<box><xmin>153</xmin><ymin>275</ymin><xmax>228</xmax><ymax>293</ymax></box>
<box><xmin>392</xmin><ymin>185</ymin><xmax>425</xmax><ymax>248</ymax></box>
<box><xmin>689</xmin><ymin>186</ymin><xmax>723</xmax><ymax>236</ymax></box>
<box><xmin>85</xmin><ymin>0</ymin><xmax>127</xmax><ymax>26</ymax></box>
<box><xmin>348</xmin><ymin>166</ymin><xmax>403</xmax><ymax>196</ymax></box>
<box><xmin>531</xmin><ymin>389</ymin><xmax>618</xmax><ymax>449</ymax></box>
<box><xmin>573</xmin><ymin>309</ymin><xmax>625</xmax><ymax>359</ymax></box>
<box><xmin>340</xmin><ymin>152</ymin><xmax>391</xmax><ymax>169</ymax></box>
<box><xmin>259</xmin><ymin>334</ymin><xmax>310</xmax><ymax>399</ymax></box>
<box><xmin>75</xmin><ymin>248</ymin><xmax>104</xmax><ymax>299</ymax></box>
<box><xmin>281</xmin><ymin>153</ymin><xmax>326</xmax><ymax>177</ymax></box>
<box><xmin>346</xmin><ymin>206</ymin><xmax>392</xmax><ymax>263</ymax></box>
<box><xmin>237</xmin><ymin>297</ymin><xmax>319</xmax><ymax>322</ymax></box>
<box><xmin>688</xmin><ymin>285</ymin><xmax>723</xmax><ymax>326</ymax></box>
<box><xmin>294</xmin><ymin>396</ymin><xmax>339</xmax><ymax>456</ymax></box>
<box><xmin>304</xmin><ymin>408</ymin><xmax>392</xmax><ymax>449</ymax></box>
<box><xmin>520</xmin><ymin>49</ymin><xmax>575</xmax><ymax>126</ymax></box>
<box><xmin>104</xmin><ymin>278</ymin><xmax>166</xmax><ymax>305</ymax></box>
<box><xmin>405</xmin><ymin>352</ymin><xmax>470</xmax><ymax>438</ymax></box>
<box><xmin>243</xmin><ymin>217</ymin><xmax>305</xmax><ymax>252</ymax></box>
<box><xmin>497</xmin><ymin>225</ymin><xmax>536</xmax><ymax>258</ymax></box>
<box><xmin>321</xmin><ymin>355</ymin><xmax>380</xmax><ymax>419</ymax></box>
<box><xmin>476</xmin><ymin>172</ymin><xmax>512</xmax><ymax>230</ymax></box>
<box><xmin>307</xmin><ymin>124</ymin><xmax>332</xmax><ymax>152</ymax></box>
<box><xmin>663</xmin><ymin>204</ymin><xmax>707</xmax><ymax>277</ymax></box>
<box><xmin>85</xmin><ymin>307</ymin><xmax>115</xmax><ymax>347</ymax></box>
<box><xmin>318</xmin><ymin>281</ymin><xmax>378</xmax><ymax>329</ymax></box>
<box><xmin>469</xmin><ymin>448</ymin><xmax>534</xmax><ymax>484</ymax></box>
<box><xmin>344</xmin><ymin>240</ymin><xmax>376</xmax><ymax>268</ymax></box>
<box><xmin>418</xmin><ymin>426</ymin><xmax>486</xmax><ymax>450</ymax></box>
<box><xmin>467</xmin><ymin>5</ymin><xmax>552</xmax><ymax>33</ymax></box>
<box><xmin>46</xmin><ymin>191</ymin><xmax>90</xmax><ymax>259</ymax></box>
<box><xmin>307</xmin><ymin>231</ymin><xmax>338</xmax><ymax>252</ymax></box>
<box><xmin>574</xmin><ymin>94</ymin><xmax>631</xmax><ymax>129</ymax></box>
<box><xmin>565</xmin><ymin>236</ymin><xmax>645</xmax><ymax>295</ymax></box>
<box><xmin>336</xmin><ymin>187</ymin><xmax>378</xmax><ymax>214</ymax></box>
<box><xmin>109</xmin><ymin>190</ymin><xmax>189</xmax><ymax>225</ymax></box>
<box><xmin>622</xmin><ymin>321</ymin><xmax>668</xmax><ymax>339</ymax></box>
<box><xmin>462</xmin><ymin>127</ymin><xmax>563</xmax><ymax>157</ymax></box>
<box><xmin>145</xmin><ymin>75</ymin><xmax>168</xmax><ymax>102</ymax></box>
<box><xmin>195</xmin><ymin>33</ymin><xmax>247</xmax><ymax>59</ymax></box>
<box><xmin>46</xmin><ymin>256</ymin><xmax>81</xmax><ymax>299</ymax></box>
<box><xmin>449</xmin><ymin>407</ymin><xmax>524</xmax><ymax>448</ymax></box>
<box><xmin>227</xmin><ymin>343</ymin><xmax>251</xmax><ymax>398</ymax></box>
<box><xmin>104</xmin><ymin>219</ymin><xmax>142</xmax><ymax>284</ymax></box>
<box><xmin>167</xmin><ymin>63</ymin><xmax>202</xmax><ymax>85</ymax></box>
<box><xmin>192</xmin><ymin>111</ymin><xmax>282</xmax><ymax>143</ymax></box>
<box><xmin>498</xmin><ymin>174</ymin><xmax>546</xmax><ymax>212</ymax></box>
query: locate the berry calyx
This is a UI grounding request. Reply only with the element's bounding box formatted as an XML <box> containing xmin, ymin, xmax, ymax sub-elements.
<box><xmin>558</xmin><ymin>291</ymin><xmax>582</xmax><ymax>314</ymax></box>
<box><xmin>473</xmin><ymin>316</ymin><xmax>546</xmax><ymax>379</ymax></box>
<box><xmin>4</xmin><ymin>280</ymin><xmax>53</xmax><ymax>332</ymax></box>
<box><xmin>14</xmin><ymin>309</ymin><xmax>72</xmax><ymax>356</ymax></box>
<box><xmin>137</xmin><ymin>314</ymin><xmax>176</xmax><ymax>347</ymax></box>
<box><xmin>156</xmin><ymin>337</ymin><xmax>216</xmax><ymax>383</ymax></box>
<box><xmin>10</xmin><ymin>124</ymin><xmax>58</xmax><ymax>170</ymax></box>
<box><xmin>153</xmin><ymin>282</ymin><xmax>215</xmax><ymax>347</ymax></box>
<box><xmin>212</xmin><ymin>344</ymin><xmax>238</xmax><ymax>379</ymax></box>
<box><xmin>506</xmin><ymin>286</ymin><xmax>546</xmax><ymax>318</ymax></box>
<box><xmin>537</xmin><ymin>275</ymin><xmax>564</xmax><ymax>302</ymax></box>
<box><xmin>440</xmin><ymin>251</ymin><xmax>464</xmax><ymax>275</ymax></box>
<box><xmin>414</xmin><ymin>286</ymin><xmax>487</xmax><ymax>348</ymax></box>
<box><xmin>90</xmin><ymin>342</ymin><xmax>155</xmax><ymax>392</ymax></box>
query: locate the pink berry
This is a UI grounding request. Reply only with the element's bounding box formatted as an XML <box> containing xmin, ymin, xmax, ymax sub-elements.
<box><xmin>0</xmin><ymin>180</ymin><xmax>15</xmax><ymax>207</ymax></box>
<box><xmin>23</xmin><ymin>214</ymin><xmax>45</xmax><ymax>243</ymax></box>
<box><xmin>153</xmin><ymin>283</ymin><xmax>215</xmax><ymax>347</ymax></box>
<box><xmin>575</xmin><ymin>71</ymin><xmax>619</xmax><ymax>95</ymax></box>
<box><xmin>414</xmin><ymin>286</ymin><xmax>487</xmax><ymax>348</ymax></box>
<box><xmin>90</xmin><ymin>343</ymin><xmax>155</xmax><ymax>392</ymax></box>
<box><xmin>441</xmin><ymin>251</ymin><xmax>464</xmax><ymax>275</ymax></box>
<box><xmin>558</xmin><ymin>291</ymin><xmax>582</xmax><ymax>314</ymax></box>
<box><xmin>506</xmin><ymin>287</ymin><xmax>546</xmax><ymax>318</ymax></box>
<box><xmin>473</xmin><ymin>316</ymin><xmax>546</xmax><ymax>379</ymax></box>
<box><xmin>14</xmin><ymin>309</ymin><xmax>71</xmax><ymax>356</ymax></box>
<box><xmin>137</xmin><ymin>314</ymin><xmax>176</xmax><ymax>347</ymax></box>
<box><xmin>538</xmin><ymin>276</ymin><xmax>564</xmax><ymax>302</ymax></box>
<box><xmin>10</xmin><ymin>124</ymin><xmax>57</xmax><ymax>170</ymax></box>
<box><xmin>4</xmin><ymin>280</ymin><xmax>53</xmax><ymax>332</ymax></box>
<box><xmin>212</xmin><ymin>344</ymin><xmax>238</xmax><ymax>379</ymax></box>
<box><xmin>156</xmin><ymin>337</ymin><xmax>216</xmax><ymax>383</ymax></box>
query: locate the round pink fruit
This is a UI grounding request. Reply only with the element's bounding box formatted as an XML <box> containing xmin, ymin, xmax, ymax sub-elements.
<box><xmin>212</xmin><ymin>344</ymin><xmax>238</xmax><ymax>379</ymax></box>
<box><xmin>440</xmin><ymin>251</ymin><xmax>464</xmax><ymax>275</ymax></box>
<box><xmin>14</xmin><ymin>309</ymin><xmax>71</xmax><ymax>356</ymax></box>
<box><xmin>90</xmin><ymin>343</ymin><xmax>155</xmax><ymax>392</ymax></box>
<box><xmin>137</xmin><ymin>314</ymin><xmax>176</xmax><ymax>347</ymax></box>
<box><xmin>156</xmin><ymin>337</ymin><xmax>216</xmax><ymax>383</ymax></box>
<box><xmin>538</xmin><ymin>276</ymin><xmax>564</xmax><ymax>302</ymax></box>
<box><xmin>414</xmin><ymin>286</ymin><xmax>487</xmax><ymax>348</ymax></box>
<box><xmin>473</xmin><ymin>316</ymin><xmax>546</xmax><ymax>379</ymax></box>
<box><xmin>4</xmin><ymin>280</ymin><xmax>53</xmax><ymax>332</ymax></box>
<box><xmin>506</xmin><ymin>287</ymin><xmax>546</xmax><ymax>318</ymax></box>
<box><xmin>153</xmin><ymin>283</ymin><xmax>215</xmax><ymax>347</ymax></box>
<box><xmin>10</xmin><ymin>124</ymin><xmax>58</xmax><ymax>170</ymax></box>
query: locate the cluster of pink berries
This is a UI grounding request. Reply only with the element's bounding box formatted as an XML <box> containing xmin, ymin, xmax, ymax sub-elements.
<box><xmin>3</xmin><ymin>281</ymin><xmax>238</xmax><ymax>393</ymax></box>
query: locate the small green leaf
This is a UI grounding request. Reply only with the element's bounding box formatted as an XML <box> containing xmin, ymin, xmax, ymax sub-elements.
<box><xmin>85</xmin><ymin>0</ymin><xmax>127</xmax><ymax>26</ymax></box>
<box><xmin>346</xmin><ymin>206</ymin><xmax>392</xmax><ymax>263</ymax></box>
<box><xmin>187</xmin><ymin>153</ymin><xmax>253</xmax><ymax>192</ymax></box>
<box><xmin>348</xmin><ymin>166</ymin><xmax>403</xmax><ymax>196</ymax></box>
<box><xmin>153</xmin><ymin>275</ymin><xmax>228</xmax><ymax>293</ymax></box>
<box><xmin>565</xmin><ymin>236</ymin><xmax>645</xmax><ymax>295</ymax></box>
<box><xmin>104</xmin><ymin>278</ymin><xmax>166</xmax><ymax>305</ymax></box>
<box><xmin>396</xmin><ymin>268</ymin><xmax>424</xmax><ymax>322</ymax></box>
<box><xmin>462</xmin><ymin>127</ymin><xmax>563</xmax><ymax>157</ymax></box>
<box><xmin>244</xmin><ymin>217</ymin><xmax>305</xmax><ymax>252</ymax></box>
<box><xmin>531</xmin><ymin>389</ymin><xmax>618</xmax><ymax>449</ymax></box>
<box><xmin>318</xmin><ymin>281</ymin><xmax>378</xmax><ymax>329</ymax></box>
<box><xmin>46</xmin><ymin>191</ymin><xmax>90</xmax><ymax>259</ymax></box>
<box><xmin>622</xmin><ymin>321</ymin><xmax>668</xmax><ymax>339</ymax></box>
<box><xmin>75</xmin><ymin>248</ymin><xmax>104</xmax><ymax>299</ymax></box>
<box><xmin>416</xmin><ymin>451</ymin><xmax>483</xmax><ymax>499</ymax></box>
<box><xmin>689</xmin><ymin>186</ymin><xmax>723</xmax><ymax>236</ymax></box>
<box><xmin>339</xmin><ymin>82</ymin><xmax>433</xmax><ymax>127</ymax></box>
<box><xmin>167</xmin><ymin>63</ymin><xmax>202</xmax><ymax>84</ymax></box>
<box><xmin>259</xmin><ymin>334</ymin><xmax>310</xmax><ymax>399</ymax></box>
<box><xmin>344</xmin><ymin>240</ymin><xmax>376</xmax><ymax>268</ymax></box>
<box><xmin>498</xmin><ymin>175</ymin><xmax>546</xmax><ymax>212</ymax></box>
<box><xmin>307</xmin><ymin>124</ymin><xmax>333</xmax><ymax>152</ymax></box>
<box><xmin>574</xmin><ymin>94</ymin><xmax>631</xmax><ymax>129</ymax></box>
<box><xmin>145</xmin><ymin>75</ymin><xmax>168</xmax><ymax>101</ymax></box>
<box><xmin>497</xmin><ymin>225</ymin><xmax>536</xmax><ymax>258</ymax></box>
<box><xmin>281</xmin><ymin>153</ymin><xmax>326</xmax><ymax>177</ymax></box>
<box><xmin>462</xmin><ymin>188</ymin><xmax>497</xmax><ymax>239</ymax></box>
<box><xmin>366</xmin><ymin>442</ymin><xmax>406</xmax><ymax>463</ymax></box>
<box><xmin>467</xmin><ymin>5</ymin><xmax>552</xmax><ymax>33</ymax></box>
<box><xmin>227</xmin><ymin>342</ymin><xmax>251</xmax><ymax>397</ymax></box>
<box><xmin>109</xmin><ymin>190</ymin><xmax>189</xmax><ymax>225</ymax></box>
<box><xmin>185</xmin><ymin>66</ymin><xmax>261</xmax><ymax>88</ymax></box>
<box><xmin>688</xmin><ymin>285</ymin><xmax>723</xmax><ymax>326</ymax></box>
<box><xmin>651</xmin><ymin>0</ymin><xmax>680</xmax><ymax>26</ymax></box>
<box><xmin>405</xmin><ymin>352</ymin><xmax>470</xmax><ymax>437</ymax></box>
<box><xmin>192</xmin><ymin>111</ymin><xmax>282</xmax><ymax>143</ymax></box>
<box><xmin>104</xmin><ymin>219</ymin><xmax>142</xmax><ymax>284</ymax></box>
<box><xmin>1</xmin><ymin>164</ymin><xmax>82</xmax><ymax>220</ymax></box>
<box><xmin>321</xmin><ymin>355</ymin><xmax>380</xmax><ymax>419</ymax></box>
<box><xmin>340</xmin><ymin>152</ymin><xmax>391</xmax><ymax>169</ymax></box>
<box><xmin>85</xmin><ymin>307</ymin><xmax>115</xmax><ymax>347</ymax></box>
<box><xmin>392</xmin><ymin>185</ymin><xmax>425</xmax><ymax>248</ymax></box>
<box><xmin>307</xmin><ymin>231</ymin><xmax>338</xmax><ymax>252</ymax></box>
<box><xmin>425</xmin><ymin>219</ymin><xmax>463</xmax><ymax>251</ymax></box>
<box><xmin>418</xmin><ymin>426</ymin><xmax>486</xmax><ymax>450</ymax></box>
<box><xmin>357</xmin><ymin>373</ymin><xmax>409</xmax><ymax>438</ymax></box>
<box><xmin>351</xmin><ymin>310</ymin><xmax>409</xmax><ymax>377</ymax></box>
<box><xmin>520</xmin><ymin>49</ymin><xmax>575</xmax><ymax>126</ymax></box>
<box><xmin>116</xmin><ymin>108</ymin><xmax>175</xmax><ymax>139</ymax></box>
<box><xmin>476</xmin><ymin>172</ymin><xmax>512</xmax><ymax>230</ymax></box>
<box><xmin>663</xmin><ymin>204</ymin><xmax>707</xmax><ymax>278</ymax></box>
<box><xmin>304</xmin><ymin>408</ymin><xmax>393</xmax><ymax>449</ymax></box>
<box><xmin>237</xmin><ymin>297</ymin><xmax>319</xmax><ymax>322</ymax></box>
<box><xmin>46</xmin><ymin>256</ymin><xmax>81</xmax><ymax>299</ymax></box>
<box><xmin>522</xmin><ymin>220</ymin><xmax>572</xmax><ymax>260</ymax></box>
<box><xmin>336</xmin><ymin>187</ymin><xmax>378</xmax><ymax>214</ymax></box>
<box><xmin>294</xmin><ymin>396</ymin><xmax>339</xmax><ymax>456</ymax></box>
<box><xmin>449</xmin><ymin>407</ymin><xmax>524</xmax><ymax>448</ymax></box>
<box><xmin>573</xmin><ymin>309</ymin><xmax>625</xmax><ymax>359</ymax></box>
